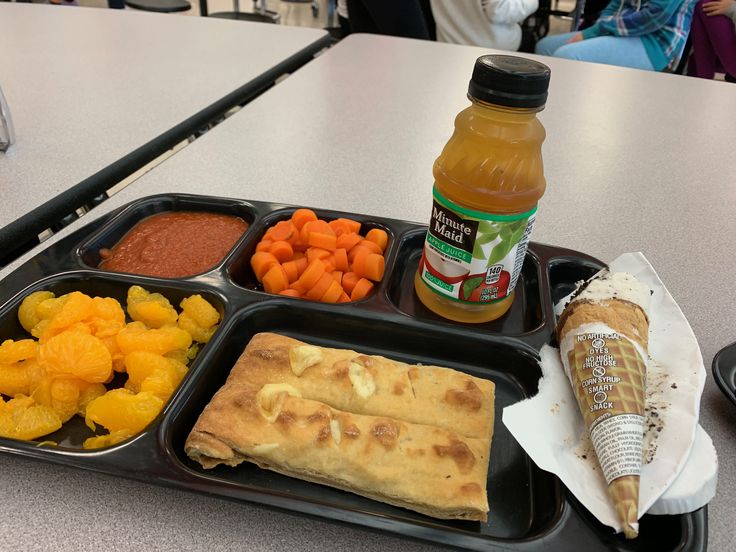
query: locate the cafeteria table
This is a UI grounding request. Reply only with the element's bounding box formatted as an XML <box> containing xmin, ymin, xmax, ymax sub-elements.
<box><xmin>0</xmin><ymin>2</ymin><xmax>330</xmax><ymax>263</ymax></box>
<box><xmin>1</xmin><ymin>33</ymin><xmax>735</xmax><ymax>550</ymax></box>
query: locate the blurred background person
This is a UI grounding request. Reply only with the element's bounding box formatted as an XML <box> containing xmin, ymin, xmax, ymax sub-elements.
<box><xmin>686</xmin><ymin>0</ymin><xmax>736</xmax><ymax>81</ymax></box>
<box><xmin>535</xmin><ymin>0</ymin><xmax>696</xmax><ymax>71</ymax></box>
<box><xmin>346</xmin><ymin>0</ymin><xmax>431</xmax><ymax>39</ymax></box>
<box><xmin>430</xmin><ymin>0</ymin><xmax>539</xmax><ymax>51</ymax></box>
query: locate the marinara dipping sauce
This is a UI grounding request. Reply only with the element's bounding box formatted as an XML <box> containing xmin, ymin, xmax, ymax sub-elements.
<box><xmin>99</xmin><ymin>211</ymin><xmax>248</xmax><ymax>278</ymax></box>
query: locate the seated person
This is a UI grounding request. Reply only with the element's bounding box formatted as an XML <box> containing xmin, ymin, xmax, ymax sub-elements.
<box><xmin>687</xmin><ymin>0</ymin><xmax>736</xmax><ymax>81</ymax></box>
<box><xmin>535</xmin><ymin>0</ymin><xmax>697</xmax><ymax>71</ymax></box>
<box><xmin>430</xmin><ymin>0</ymin><xmax>539</xmax><ymax>51</ymax></box>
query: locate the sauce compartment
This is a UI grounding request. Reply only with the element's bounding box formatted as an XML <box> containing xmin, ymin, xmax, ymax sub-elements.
<box><xmin>0</xmin><ymin>271</ymin><xmax>228</xmax><ymax>451</ymax></box>
<box><xmin>226</xmin><ymin>207</ymin><xmax>398</xmax><ymax>304</ymax></box>
<box><xmin>76</xmin><ymin>194</ymin><xmax>257</xmax><ymax>279</ymax></box>
<box><xmin>161</xmin><ymin>301</ymin><xmax>561</xmax><ymax>544</ymax></box>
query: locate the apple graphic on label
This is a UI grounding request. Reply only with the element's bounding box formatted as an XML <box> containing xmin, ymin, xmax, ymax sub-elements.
<box><xmin>423</xmin><ymin>247</ymin><xmax>469</xmax><ymax>284</ymax></box>
<box><xmin>459</xmin><ymin>270</ymin><xmax>511</xmax><ymax>302</ymax></box>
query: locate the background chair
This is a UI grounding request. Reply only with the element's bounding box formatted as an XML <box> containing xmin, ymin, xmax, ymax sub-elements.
<box><xmin>124</xmin><ymin>0</ymin><xmax>191</xmax><ymax>13</ymax></box>
<box><xmin>209</xmin><ymin>0</ymin><xmax>281</xmax><ymax>23</ymax></box>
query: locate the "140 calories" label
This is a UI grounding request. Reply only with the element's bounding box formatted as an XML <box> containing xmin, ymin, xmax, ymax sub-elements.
<box><xmin>419</xmin><ymin>187</ymin><xmax>536</xmax><ymax>304</ymax></box>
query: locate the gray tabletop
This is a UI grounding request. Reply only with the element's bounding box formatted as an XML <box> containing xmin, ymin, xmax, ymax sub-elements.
<box><xmin>0</xmin><ymin>3</ymin><xmax>327</xmax><ymax>229</ymax></box>
<box><xmin>1</xmin><ymin>33</ymin><xmax>735</xmax><ymax>550</ymax></box>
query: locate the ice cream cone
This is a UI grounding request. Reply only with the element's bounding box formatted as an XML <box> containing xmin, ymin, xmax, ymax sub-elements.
<box><xmin>557</xmin><ymin>272</ymin><xmax>651</xmax><ymax>539</ymax></box>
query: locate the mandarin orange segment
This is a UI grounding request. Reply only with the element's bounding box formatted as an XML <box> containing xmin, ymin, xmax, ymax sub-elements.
<box><xmin>178</xmin><ymin>295</ymin><xmax>220</xmax><ymax>344</ymax></box>
<box><xmin>116</xmin><ymin>322</ymin><xmax>192</xmax><ymax>356</ymax></box>
<box><xmin>87</xmin><ymin>297</ymin><xmax>126</xmax><ymax>338</ymax></box>
<box><xmin>76</xmin><ymin>382</ymin><xmax>107</xmax><ymax>417</ymax></box>
<box><xmin>35</xmin><ymin>294</ymin><xmax>69</xmax><ymax>321</ymax></box>
<box><xmin>0</xmin><ymin>339</ymin><xmax>38</xmax><ymax>364</ymax></box>
<box><xmin>44</xmin><ymin>291</ymin><xmax>95</xmax><ymax>338</ymax></box>
<box><xmin>0</xmin><ymin>395</ymin><xmax>62</xmax><ymax>441</ymax></box>
<box><xmin>180</xmin><ymin>295</ymin><xmax>219</xmax><ymax>328</ymax></box>
<box><xmin>127</xmin><ymin>286</ymin><xmax>178</xmax><ymax>329</ymax></box>
<box><xmin>85</xmin><ymin>388</ymin><xmax>163</xmax><ymax>434</ymax></box>
<box><xmin>83</xmin><ymin>429</ymin><xmax>134</xmax><ymax>449</ymax></box>
<box><xmin>18</xmin><ymin>291</ymin><xmax>55</xmax><ymax>333</ymax></box>
<box><xmin>0</xmin><ymin>362</ymin><xmax>33</xmax><ymax>397</ymax></box>
<box><xmin>39</xmin><ymin>331</ymin><xmax>113</xmax><ymax>384</ymax></box>
<box><xmin>31</xmin><ymin>376</ymin><xmax>87</xmax><ymax>422</ymax></box>
<box><xmin>124</xmin><ymin>351</ymin><xmax>187</xmax><ymax>399</ymax></box>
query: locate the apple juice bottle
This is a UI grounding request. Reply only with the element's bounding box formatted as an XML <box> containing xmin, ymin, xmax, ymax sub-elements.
<box><xmin>414</xmin><ymin>55</ymin><xmax>550</xmax><ymax>323</ymax></box>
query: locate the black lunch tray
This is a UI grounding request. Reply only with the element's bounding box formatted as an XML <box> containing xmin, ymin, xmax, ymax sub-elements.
<box><xmin>0</xmin><ymin>194</ymin><xmax>707</xmax><ymax>551</ymax></box>
<box><xmin>713</xmin><ymin>342</ymin><xmax>736</xmax><ymax>407</ymax></box>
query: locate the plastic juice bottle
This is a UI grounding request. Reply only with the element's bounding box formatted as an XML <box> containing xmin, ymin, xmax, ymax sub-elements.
<box><xmin>414</xmin><ymin>55</ymin><xmax>550</xmax><ymax>323</ymax></box>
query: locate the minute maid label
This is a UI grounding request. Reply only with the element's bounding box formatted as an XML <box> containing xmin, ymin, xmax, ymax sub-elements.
<box><xmin>419</xmin><ymin>187</ymin><xmax>536</xmax><ymax>303</ymax></box>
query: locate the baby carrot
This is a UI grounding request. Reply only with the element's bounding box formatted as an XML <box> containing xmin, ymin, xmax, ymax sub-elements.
<box><xmin>365</xmin><ymin>228</ymin><xmax>389</xmax><ymax>252</ymax></box>
<box><xmin>306</xmin><ymin>273</ymin><xmax>334</xmax><ymax>300</ymax></box>
<box><xmin>306</xmin><ymin>247</ymin><xmax>331</xmax><ymax>264</ymax></box>
<box><xmin>350</xmin><ymin>278</ymin><xmax>374</xmax><ymax>301</ymax></box>
<box><xmin>251</xmin><ymin>251</ymin><xmax>279</xmax><ymax>281</ymax></box>
<box><xmin>282</xmin><ymin>260</ymin><xmax>300</xmax><ymax>283</ymax></box>
<box><xmin>294</xmin><ymin>256</ymin><xmax>308</xmax><ymax>275</ymax></box>
<box><xmin>268</xmin><ymin>240</ymin><xmax>294</xmax><ymax>262</ymax></box>
<box><xmin>336</xmin><ymin>233</ymin><xmax>362</xmax><ymax>252</ymax></box>
<box><xmin>341</xmin><ymin>272</ymin><xmax>360</xmax><ymax>295</ymax></box>
<box><xmin>279</xmin><ymin>288</ymin><xmax>302</xmax><ymax>298</ymax></box>
<box><xmin>290</xmin><ymin>281</ymin><xmax>307</xmax><ymax>295</ymax></box>
<box><xmin>291</xmin><ymin>208</ymin><xmax>318</xmax><ymax>230</ymax></box>
<box><xmin>363</xmin><ymin>253</ymin><xmax>385</xmax><ymax>282</ymax></box>
<box><xmin>255</xmin><ymin>239</ymin><xmax>273</xmax><ymax>253</ymax></box>
<box><xmin>328</xmin><ymin>219</ymin><xmax>352</xmax><ymax>236</ymax></box>
<box><xmin>351</xmin><ymin>250</ymin><xmax>369</xmax><ymax>278</ymax></box>
<box><xmin>337</xmin><ymin>292</ymin><xmax>351</xmax><ymax>303</ymax></box>
<box><xmin>348</xmin><ymin>245</ymin><xmax>372</xmax><ymax>265</ymax></box>
<box><xmin>263</xmin><ymin>265</ymin><xmax>289</xmax><ymax>294</ymax></box>
<box><xmin>308</xmin><ymin>232</ymin><xmax>337</xmax><ymax>251</ymax></box>
<box><xmin>334</xmin><ymin>218</ymin><xmax>361</xmax><ymax>234</ymax></box>
<box><xmin>271</xmin><ymin>220</ymin><xmax>297</xmax><ymax>244</ymax></box>
<box><xmin>333</xmin><ymin>248</ymin><xmax>349</xmax><ymax>272</ymax></box>
<box><xmin>331</xmin><ymin>270</ymin><xmax>344</xmax><ymax>284</ymax></box>
<box><xmin>320</xmin><ymin>279</ymin><xmax>344</xmax><ymax>303</ymax></box>
<box><xmin>357</xmin><ymin>239</ymin><xmax>382</xmax><ymax>255</ymax></box>
<box><xmin>298</xmin><ymin>259</ymin><xmax>326</xmax><ymax>290</ymax></box>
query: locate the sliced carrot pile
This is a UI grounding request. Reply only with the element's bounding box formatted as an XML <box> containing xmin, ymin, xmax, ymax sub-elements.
<box><xmin>250</xmin><ymin>209</ymin><xmax>388</xmax><ymax>304</ymax></box>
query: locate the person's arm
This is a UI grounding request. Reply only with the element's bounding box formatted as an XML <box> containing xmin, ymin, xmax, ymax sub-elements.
<box><xmin>703</xmin><ymin>0</ymin><xmax>736</xmax><ymax>23</ymax></box>
<box><xmin>484</xmin><ymin>0</ymin><xmax>539</xmax><ymax>24</ymax></box>
<box><xmin>582</xmin><ymin>0</ymin><xmax>685</xmax><ymax>39</ymax></box>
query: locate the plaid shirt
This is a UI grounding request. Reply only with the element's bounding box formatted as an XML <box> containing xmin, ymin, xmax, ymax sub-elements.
<box><xmin>581</xmin><ymin>0</ymin><xmax>697</xmax><ymax>70</ymax></box>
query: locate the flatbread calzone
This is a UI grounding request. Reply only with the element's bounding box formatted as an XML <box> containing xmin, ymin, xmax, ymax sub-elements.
<box><xmin>185</xmin><ymin>332</ymin><xmax>495</xmax><ymax>521</ymax></box>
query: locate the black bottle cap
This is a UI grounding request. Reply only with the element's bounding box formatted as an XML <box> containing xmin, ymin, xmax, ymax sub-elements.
<box><xmin>468</xmin><ymin>55</ymin><xmax>551</xmax><ymax>108</ymax></box>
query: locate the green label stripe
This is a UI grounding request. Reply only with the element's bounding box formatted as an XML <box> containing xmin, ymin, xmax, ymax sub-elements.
<box><xmin>423</xmin><ymin>271</ymin><xmax>454</xmax><ymax>292</ymax></box>
<box><xmin>433</xmin><ymin>187</ymin><xmax>537</xmax><ymax>221</ymax></box>
<box><xmin>422</xmin><ymin>274</ymin><xmax>506</xmax><ymax>303</ymax></box>
<box><xmin>427</xmin><ymin>233</ymin><xmax>472</xmax><ymax>263</ymax></box>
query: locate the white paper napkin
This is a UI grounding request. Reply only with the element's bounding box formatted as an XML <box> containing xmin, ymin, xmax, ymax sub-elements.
<box><xmin>502</xmin><ymin>252</ymin><xmax>710</xmax><ymax>534</ymax></box>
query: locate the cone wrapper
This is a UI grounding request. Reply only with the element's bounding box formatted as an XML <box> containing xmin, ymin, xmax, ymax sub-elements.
<box><xmin>560</xmin><ymin>317</ymin><xmax>648</xmax><ymax>538</ymax></box>
<box><xmin>502</xmin><ymin>253</ymin><xmax>711</xmax><ymax>537</ymax></box>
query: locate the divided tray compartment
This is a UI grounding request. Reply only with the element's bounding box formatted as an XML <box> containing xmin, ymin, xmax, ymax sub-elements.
<box><xmin>0</xmin><ymin>193</ymin><xmax>707</xmax><ymax>551</ymax></box>
<box><xmin>161</xmin><ymin>301</ymin><xmax>560</xmax><ymax>544</ymax></box>
<box><xmin>0</xmin><ymin>270</ymin><xmax>230</xmax><ymax>453</ymax></box>
<box><xmin>713</xmin><ymin>341</ymin><xmax>736</xmax><ymax>406</ymax></box>
<box><xmin>76</xmin><ymin>194</ymin><xmax>259</xmax><ymax>278</ymax></box>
